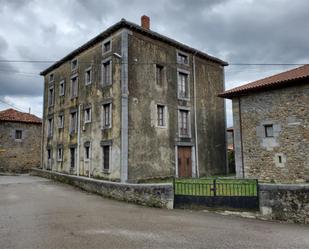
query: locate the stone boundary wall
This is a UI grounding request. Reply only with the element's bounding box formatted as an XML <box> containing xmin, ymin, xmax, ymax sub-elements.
<box><xmin>31</xmin><ymin>168</ymin><xmax>174</xmax><ymax>209</ymax></box>
<box><xmin>259</xmin><ymin>183</ymin><xmax>309</xmax><ymax>224</ymax></box>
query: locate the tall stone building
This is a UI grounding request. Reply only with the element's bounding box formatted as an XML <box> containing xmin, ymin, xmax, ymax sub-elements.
<box><xmin>40</xmin><ymin>16</ymin><xmax>228</xmax><ymax>182</ymax></box>
<box><xmin>219</xmin><ymin>65</ymin><xmax>309</xmax><ymax>182</ymax></box>
<box><xmin>0</xmin><ymin>108</ymin><xmax>42</xmax><ymax>173</ymax></box>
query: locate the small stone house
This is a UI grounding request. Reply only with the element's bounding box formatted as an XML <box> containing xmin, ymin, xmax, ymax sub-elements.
<box><xmin>40</xmin><ymin>16</ymin><xmax>228</xmax><ymax>182</ymax></box>
<box><xmin>0</xmin><ymin>108</ymin><xmax>42</xmax><ymax>173</ymax></box>
<box><xmin>219</xmin><ymin>65</ymin><xmax>309</xmax><ymax>182</ymax></box>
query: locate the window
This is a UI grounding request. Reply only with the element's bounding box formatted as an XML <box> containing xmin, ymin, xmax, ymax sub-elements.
<box><xmin>59</xmin><ymin>80</ymin><xmax>65</xmax><ymax>96</ymax></box>
<box><xmin>84</xmin><ymin>143</ymin><xmax>90</xmax><ymax>161</ymax></box>
<box><xmin>102</xmin><ymin>145</ymin><xmax>110</xmax><ymax>171</ymax></box>
<box><xmin>15</xmin><ymin>130</ymin><xmax>22</xmax><ymax>140</ymax></box>
<box><xmin>71</xmin><ymin>59</ymin><xmax>78</xmax><ymax>71</ymax></box>
<box><xmin>58</xmin><ymin>114</ymin><xmax>64</xmax><ymax>129</ymax></box>
<box><xmin>48</xmin><ymin>85</ymin><xmax>54</xmax><ymax>107</ymax></box>
<box><xmin>156</xmin><ymin>65</ymin><xmax>164</xmax><ymax>86</ymax></box>
<box><xmin>102</xmin><ymin>59</ymin><xmax>112</xmax><ymax>86</ymax></box>
<box><xmin>47</xmin><ymin>149</ymin><xmax>52</xmax><ymax>160</ymax></box>
<box><xmin>264</xmin><ymin>124</ymin><xmax>274</xmax><ymax>137</ymax></box>
<box><xmin>47</xmin><ymin>118</ymin><xmax>53</xmax><ymax>137</ymax></box>
<box><xmin>177</xmin><ymin>52</ymin><xmax>189</xmax><ymax>65</ymax></box>
<box><xmin>157</xmin><ymin>105</ymin><xmax>165</xmax><ymax>127</ymax></box>
<box><xmin>49</xmin><ymin>73</ymin><xmax>54</xmax><ymax>82</ymax></box>
<box><xmin>57</xmin><ymin>147</ymin><xmax>63</xmax><ymax>161</ymax></box>
<box><xmin>84</xmin><ymin>107</ymin><xmax>91</xmax><ymax>123</ymax></box>
<box><xmin>71</xmin><ymin>75</ymin><xmax>78</xmax><ymax>98</ymax></box>
<box><xmin>85</xmin><ymin>67</ymin><xmax>92</xmax><ymax>85</ymax></box>
<box><xmin>103</xmin><ymin>40</ymin><xmax>111</xmax><ymax>53</ymax></box>
<box><xmin>178</xmin><ymin>71</ymin><xmax>189</xmax><ymax>99</ymax></box>
<box><xmin>70</xmin><ymin>147</ymin><xmax>76</xmax><ymax>169</ymax></box>
<box><xmin>102</xmin><ymin>103</ymin><xmax>112</xmax><ymax>129</ymax></box>
<box><xmin>70</xmin><ymin>111</ymin><xmax>77</xmax><ymax>134</ymax></box>
<box><xmin>179</xmin><ymin>109</ymin><xmax>190</xmax><ymax>137</ymax></box>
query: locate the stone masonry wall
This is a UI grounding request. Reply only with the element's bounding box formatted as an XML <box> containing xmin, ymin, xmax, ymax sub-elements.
<box><xmin>232</xmin><ymin>84</ymin><xmax>309</xmax><ymax>182</ymax></box>
<box><xmin>259</xmin><ymin>183</ymin><xmax>309</xmax><ymax>224</ymax></box>
<box><xmin>0</xmin><ymin>121</ymin><xmax>41</xmax><ymax>173</ymax></box>
<box><xmin>31</xmin><ymin>168</ymin><xmax>174</xmax><ymax>209</ymax></box>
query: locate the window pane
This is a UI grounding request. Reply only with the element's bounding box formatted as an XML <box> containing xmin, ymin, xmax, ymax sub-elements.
<box><xmin>103</xmin><ymin>146</ymin><xmax>110</xmax><ymax>170</ymax></box>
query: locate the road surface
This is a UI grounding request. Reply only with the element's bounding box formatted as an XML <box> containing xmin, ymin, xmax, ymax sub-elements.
<box><xmin>0</xmin><ymin>175</ymin><xmax>308</xmax><ymax>249</ymax></box>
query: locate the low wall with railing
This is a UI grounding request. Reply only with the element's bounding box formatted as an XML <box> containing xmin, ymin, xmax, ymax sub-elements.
<box><xmin>259</xmin><ymin>183</ymin><xmax>309</xmax><ymax>224</ymax></box>
<box><xmin>31</xmin><ymin>168</ymin><xmax>174</xmax><ymax>209</ymax></box>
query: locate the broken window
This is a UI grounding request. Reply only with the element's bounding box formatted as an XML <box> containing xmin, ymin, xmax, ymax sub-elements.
<box><xmin>84</xmin><ymin>107</ymin><xmax>91</xmax><ymax>123</ymax></box>
<box><xmin>71</xmin><ymin>75</ymin><xmax>78</xmax><ymax>98</ymax></box>
<box><xmin>70</xmin><ymin>111</ymin><xmax>77</xmax><ymax>134</ymax></box>
<box><xmin>103</xmin><ymin>40</ymin><xmax>111</xmax><ymax>53</ymax></box>
<box><xmin>59</xmin><ymin>80</ymin><xmax>65</xmax><ymax>96</ymax></box>
<box><xmin>177</xmin><ymin>52</ymin><xmax>189</xmax><ymax>65</ymax></box>
<box><xmin>71</xmin><ymin>59</ymin><xmax>78</xmax><ymax>71</ymax></box>
<box><xmin>49</xmin><ymin>73</ymin><xmax>54</xmax><ymax>82</ymax></box>
<box><xmin>85</xmin><ymin>67</ymin><xmax>92</xmax><ymax>85</ymax></box>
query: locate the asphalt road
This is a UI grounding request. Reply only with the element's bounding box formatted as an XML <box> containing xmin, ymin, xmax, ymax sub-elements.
<box><xmin>0</xmin><ymin>175</ymin><xmax>308</xmax><ymax>249</ymax></box>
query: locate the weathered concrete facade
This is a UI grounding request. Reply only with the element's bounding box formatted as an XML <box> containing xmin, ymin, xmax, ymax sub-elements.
<box><xmin>41</xmin><ymin>17</ymin><xmax>227</xmax><ymax>182</ymax></box>
<box><xmin>232</xmin><ymin>84</ymin><xmax>309</xmax><ymax>182</ymax></box>
<box><xmin>0</xmin><ymin>120</ymin><xmax>41</xmax><ymax>173</ymax></box>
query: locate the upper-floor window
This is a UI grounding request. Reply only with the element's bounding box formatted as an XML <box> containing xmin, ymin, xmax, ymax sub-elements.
<box><xmin>70</xmin><ymin>111</ymin><xmax>77</xmax><ymax>134</ymax></box>
<box><xmin>178</xmin><ymin>109</ymin><xmax>190</xmax><ymax>137</ymax></box>
<box><xmin>102</xmin><ymin>103</ymin><xmax>112</xmax><ymax>129</ymax></box>
<box><xmin>57</xmin><ymin>147</ymin><xmax>63</xmax><ymax>161</ymax></box>
<box><xmin>85</xmin><ymin>67</ymin><xmax>92</xmax><ymax>85</ymax></box>
<box><xmin>157</xmin><ymin>105</ymin><xmax>166</xmax><ymax>127</ymax></box>
<box><xmin>102</xmin><ymin>39</ymin><xmax>112</xmax><ymax>54</ymax></box>
<box><xmin>102</xmin><ymin>59</ymin><xmax>112</xmax><ymax>86</ymax></box>
<box><xmin>48</xmin><ymin>85</ymin><xmax>54</xmax><ymax>107</ymax></box>
<box><xmin>177</xmin><ymin>52</ymin><xmax>189</xmax><ymax>65</ymax></box>
<box><xmin>71</xmin><ymin>75</ymin><xmax>78</xmax><ymax>98</ymax></box>
<box><xmin>178</xmin><ymin>71</ymin><xmax>189</xmax><ymax>99</ymax></box>
<box><xmin>49</xmin><ymin>73</ymin><xmax>54</xmax><ymax>82</ymax></box>
<box><xmin>84</xmin><ymin>107</ymin><xmax>91</xmax><ymax>123</ymax></box>
<box><xmin>264</xmin><ymin>124</ymin><xmax>274</xmax><ymax>137</ymax></box>
<box><xmin>15</xmin><ymin>130</ymin><xmax>22</xmax><ymax>140</ymax></box>
<box><xmin>156</xmin><ymin>65</ymin><xmax>164</xmax><ymax>86</ymax></box>
<box><xmin>59</xmin><ymin>80</ymin><xmax>65</xmax><ymax>96</ymax></box>
<box><xmin>47</xmin><ymin>118</ymin><xmax>53</xmax><ymax>137</ymax></box>
<box><xmin>71</xmin><ymin>59</ymin><xmax>78</xmax><ymax>72</ymax></box>
<box><xmin>58</xmin><ymin>114</ymin><xmax>64</xmax><ymax>129</ymax></box>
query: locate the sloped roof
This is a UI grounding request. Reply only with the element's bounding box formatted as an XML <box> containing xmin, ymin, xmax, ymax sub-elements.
<box><xmin>0</xmin><ymin>108</ymin><xmax>42</xmax><ymax>124</ymax></box>
<box><xmin>40</xmin><ymin>18</ymin><xmax>228</xmax><ymax>76</ymax></box>
<box><xmin>219</xmin><ymin>65</ymin><xmax>309</xmax><ymax>99</ymax></box>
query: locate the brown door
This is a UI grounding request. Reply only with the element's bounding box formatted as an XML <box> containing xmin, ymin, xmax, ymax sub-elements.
<box><xmin>178</xmin><ymin>146</ymin><xmax>192</xmax><ymax>178</ymax></box>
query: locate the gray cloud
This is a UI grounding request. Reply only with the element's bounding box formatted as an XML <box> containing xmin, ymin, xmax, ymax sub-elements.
<box><xmin>0</xmin><ymin>0</ymin><xmax>308</xmax><ymax>123</ymax></box>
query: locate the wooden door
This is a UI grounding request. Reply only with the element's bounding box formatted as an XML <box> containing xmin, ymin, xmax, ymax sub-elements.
<box><xmin>178</xmin><ymin>146</ymin><xmax>192</xmax><ymax>177</ymax></box>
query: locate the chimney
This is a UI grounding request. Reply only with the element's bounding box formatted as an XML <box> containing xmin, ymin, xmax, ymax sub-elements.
<box><xmin>141</xmin><ymin>15</ymin><xmax>150</xmax><ymax>29</ymax></box>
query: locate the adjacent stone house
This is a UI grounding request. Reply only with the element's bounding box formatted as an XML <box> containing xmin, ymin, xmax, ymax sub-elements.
<box><xmin>219</xmin><ymin>65</ymin><xmax>309</xmax><ymax>182</ymax></box>
<box><xmin>40</xmin><ymin>16</ymin><xmax>228</xmax><ymax>182</ymax></box>
<box><xmin>0</xmin><ymin>108</ymin><xmax>42</xmax><ymax>173</ymax></box>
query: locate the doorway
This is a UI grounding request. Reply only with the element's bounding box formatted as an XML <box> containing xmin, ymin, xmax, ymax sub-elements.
<box><xmin>178</xmin><ymin>146</ymin><xmax>192</xmax><ymax>177</ymax></box>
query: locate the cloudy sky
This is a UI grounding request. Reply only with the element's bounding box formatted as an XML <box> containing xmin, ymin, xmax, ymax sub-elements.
<box><xmin>0</xmin><ymin>0</ymin><xmax>308</xmax><ymax>126</ymax></box>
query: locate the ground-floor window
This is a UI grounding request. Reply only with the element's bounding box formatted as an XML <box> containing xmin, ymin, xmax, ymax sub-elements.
<box><xmin>70</xmin><ymin>147</ymin><xmax>76</xmax><ymax>169</ymax></box>
<box><xmin>102</xmin><ymin>145</ymin><xmax>110</xmax><ymax>171</ymax></box>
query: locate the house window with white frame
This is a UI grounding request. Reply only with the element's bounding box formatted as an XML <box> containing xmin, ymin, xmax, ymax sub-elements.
<box><xmin>71</xmin><ymin>59</ymin><xmax>78</xmax><ymax>72</ymax></box>
<box><xmin>57</xmin><ymin>146</ymin><xmax>63</xmax><ymax>161</ymax></box>
<box><xmin>102</xmin><ymin>59</ymin><xmax>112</xmax><ymax>86</ymax></box>
<box><xmin>84</xmin><ymin>143</ymin><xmax>90</xmax><ymax>161</ymax></box>
<box><xmin>47</xmin><ymin>118</ymin><xmax>53</xmax><ymax>137</ymax></box>
<box><xmin>178</xmin><ymin>71</ymin><xmax>189</xmax><ymax>99</ymax></box>
<box><xmin>85</xmin><ymin>67</ymin><xmax>92</xmax><ymax>85</ymax></box>
<box><xmin>157</xmin><ymin>105</ymin><xmax>166</xmax><ymax>127</ymax></box>
<box><xmin>71</xmin><ymin>75</ymin><xmax>78</xmax><ymax>98</ymax></box>
<box><xmin>48</xmin><ymin>85</ymin><xmax>54</xmax><ymax>107</ymax></box>
<box><xmin>102</xmin><ymin>103</ymin><xmax>112</xmax><ymax>129</ymax></box>
<box><xmin>70</xmin><ymin>111</ymin><xmax>77</xmax><ymax>134</ymax></box>
<box><xmin>177</xmin><ymin>52</ymin><xmax>189</xmax><ymax>65</ymax></box>
<box><xmin>58</xmin><ymin>114</ymin><xmax>64</xmax><ymax>129</ymax></box>
<box><xmin>178</xmin><ymin>109</ymin><xmax>190</xmax><ymax>137</ymax></box>
<box><xmin>84</xmin><ymin>107</ymin><xmax>91</xmax><ymax>123</ymax></box>
<box><xmin>59</xmin><ymin>80</ymin><xmax>65</xmax><ymax>96</ymax></box>
<box><xmin>103</xmin><ymin>40</ymin><xmax>111</xmax><ymax>53</ymax></box>
<box><xmin>102</xmin><ymin>145</ymin><xmax>110</xmax><ymax>171</ymax></box>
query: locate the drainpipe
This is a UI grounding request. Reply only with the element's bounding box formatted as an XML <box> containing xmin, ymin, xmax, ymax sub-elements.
<box><xmin>193</xmin><ymin>53</ymin><xmax>199</xmax><ymax>178</ymax></box>
<box><xmin>89</xmin><ymin>143</ymin><xmax>92</xmax><ymax>178</ymax></box>
<box><xmin>77</xmin><ymin>104</ymin><xmax>81</xmax><ymax>176</ymax></box>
